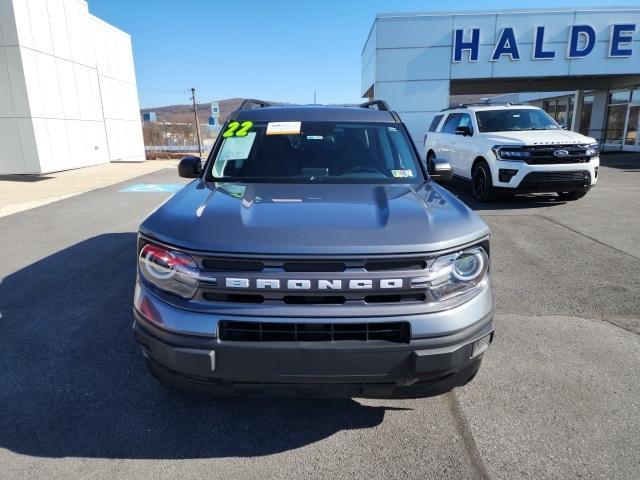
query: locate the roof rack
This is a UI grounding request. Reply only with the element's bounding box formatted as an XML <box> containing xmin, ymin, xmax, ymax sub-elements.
<box><xmin>359</xmin><ymin>100</ymin><xmax>391</xmax><ymax>111</ymax></box>
<box><xmin>360</xmin><ymin>100</ymin><xmax>401</xmax><ymax>122</ymax></box>
<box><xmin>238</xmin><ymin>99</ymin><xmax>271</xmax><ymax>110</ymax></box>
<box><xmin>440</xmin><ymin>102</ymin><xmax>522</xmax><ymax>111</ymax></box>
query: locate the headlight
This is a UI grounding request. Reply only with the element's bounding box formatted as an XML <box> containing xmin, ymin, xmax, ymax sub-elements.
<box><xmin>585</xmin><ymin>143</ymin><xmax>599</xmax><ymax>157</ymax></box>
<box><xmin>428</xmin><ymin>247</ymin><xmax>488</xmax><ymax>301</ymax></box>
<box><xmin>492</xmin><ymin>146</ymin><xmax>530</xmax><ymax>161</ymax></box>
<box><xmin>139</xmin><ymin>243</ymin><xmax>199</xmax><ymax>299</ymax></box>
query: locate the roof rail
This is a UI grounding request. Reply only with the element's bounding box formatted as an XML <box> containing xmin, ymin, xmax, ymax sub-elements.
<box><xmin>359</xmin><ymin>100</ymin><xmax>391</xmax><ymax>111</ymax></box>
<box><xmin>440</xmin><ymin>101</ymin><xmax>522</xmax><ymax>111</ymax></box>
<box><xmin>238</xmin><ymin>99</ymin><xmax>271</xmax><ymax>110</ymax></box>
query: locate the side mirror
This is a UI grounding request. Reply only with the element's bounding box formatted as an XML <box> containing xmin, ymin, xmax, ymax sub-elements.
<box><xmin>559</xmin><ymin>124</ymin><xmax>569</xmax><ymax>130</ymax></box>
<box><xmin>178</xmin><ymin>156</ymin><xmax>202</xmax><ymax>178</ymax></box>
<box><xmin>454</xmin><ymin>126</ymin><xmax>472</xmax><ymax>136</ymax></box>
<box><xmin>430</xmin><ymin>158</ymin><xmax>453</xmax><ymax>183</ymax></box>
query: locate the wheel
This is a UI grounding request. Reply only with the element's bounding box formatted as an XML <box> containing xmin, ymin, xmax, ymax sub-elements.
<box><xmin>557</xmin><ymin>190</ymin><xmax>588</xmax><ymax>201</ymax></box>
<box><xmin>426</xmin><ymin>151</ymin><xmax>436</xmax><ymax>175</ymax></box>
<box><xmin>472</xmin><ymin>161</ymin><xmax>498</xmax><ymax>202</ymax></box>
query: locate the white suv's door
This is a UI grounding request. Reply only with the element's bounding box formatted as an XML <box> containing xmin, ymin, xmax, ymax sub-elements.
<box><xmin>437</xmin><ymin>113</ymin><xmax>462</xmax><ymax>170</ymax></box>
<box><xmin>451</xmin><ymin>113</ymin><xmax>476</xmax><ymax>179</ymax></box>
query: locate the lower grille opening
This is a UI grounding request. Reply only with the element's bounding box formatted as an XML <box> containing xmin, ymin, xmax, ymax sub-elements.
<box><xmin>365</xmin><ymin>293</ymin><xmax>426</xmax><ymax>304</ymax></box>
<box><xmin>520</xmin><ymin>171</ymin><xmax>590</xmax><ymax>190</ymax></box>
<box><xmin>219</xmin><ymin>320</ymin><xmax>410</xmax><ymax>343</ymax></box>
<box><xmin>525</xmin><ymin>171</ymin><xmax>589</xmax><ymax>182</ymax></box>
<box><xmin>283</xmin><ymin>295</ymin><xmax>346</xmax><ymax>305</ymax></box>
<box><xmin>202</xmin><ymin>293</ymin><xmax>264</xmax><ymax>303</ymax></box>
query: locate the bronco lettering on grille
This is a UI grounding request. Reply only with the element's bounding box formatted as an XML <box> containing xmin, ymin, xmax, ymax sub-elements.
<box><xmin>224</xmin><ymin>278</ymin><xmax>404</xmax><ymax>290</ymax></box>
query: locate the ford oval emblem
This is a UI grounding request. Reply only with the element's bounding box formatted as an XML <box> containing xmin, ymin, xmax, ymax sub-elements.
<box><xmin>554</xmin><ymin>149</ymin><xmax>569</xmax><ymax>157</ymax></box>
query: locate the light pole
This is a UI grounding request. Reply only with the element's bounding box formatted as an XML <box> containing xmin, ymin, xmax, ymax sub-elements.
<box><xmin>191</xmin><ymin>87</ymin><xmax>203</xmax><ymax>157</ymax></box>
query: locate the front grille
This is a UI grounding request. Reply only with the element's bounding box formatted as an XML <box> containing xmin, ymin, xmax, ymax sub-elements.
<box><xmin>519</xmin><ymin>144</ymin><xmax>593</xmax><ymax>165</ymax></box>
<box><xmin>524</xmin><ymin>171</ymin><xmax>590</xmax><ymax>183</ymax></box>
<box><xmin>519</xmin><ymin>171</ymin><xmax>591</xmax><ymax>191</ymax></box>
<box><xmin>219</xmin><ymin>320</ymin><xmax>410</xmax><ymax>343</ymax></box>
<box><xmin>197</xmin><ymin>255</ymin><xmax>433</xmax><ymax>306</ymax></box>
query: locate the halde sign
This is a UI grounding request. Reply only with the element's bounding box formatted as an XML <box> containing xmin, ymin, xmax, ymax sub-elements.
<box><xmin>452</xmin><ymin>24</ymin><xmax>637</xmax><ymax>62</ymax></box>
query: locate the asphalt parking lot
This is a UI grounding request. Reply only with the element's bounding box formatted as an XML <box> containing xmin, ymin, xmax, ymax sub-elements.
<box><xmin>0</xmin><ymin>155</ymin><xmax>638</xmax><ymax>479</ymax></box>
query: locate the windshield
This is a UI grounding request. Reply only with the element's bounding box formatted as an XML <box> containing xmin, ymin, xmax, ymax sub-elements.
<box><xmin>475</xmin><ymin>109</ymin><xmax>560</xmax><ymax>132</ymax></box>
<box><xmin>207</xmin><ymin>121</ymin><xmax>423</xmax><ymax>183</ymax></box>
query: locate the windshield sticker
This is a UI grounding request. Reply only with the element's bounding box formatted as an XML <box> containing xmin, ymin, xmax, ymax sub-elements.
<box><xmin>223</xmin><ymin>121</ymin><xmax>253</xmax><ymax>138</ymax></box>
<box><xmin>266</xmin><ymin>121</ymin><xmax>301</xmax><ymax>135</ymax></box>
<box><xmin>218</xmin><ymin>132</ymin><xmax>256</xmax><ymax>161</ymax></box>
<box><xmin>307</xmin><ymin>135</ymin><xmax>323</xmax><ymax>140</ymax></box>
<box><xmin>391</xmin><ymin>169</ymin><xmax>414</xmax><ymax>178</ymax></box>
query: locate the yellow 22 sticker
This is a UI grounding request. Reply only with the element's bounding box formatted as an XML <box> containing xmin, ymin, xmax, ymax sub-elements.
<box><xmin>223</xmin><ymin>121</ymin><xmax>253</xmax><ymax>138</ymax></box>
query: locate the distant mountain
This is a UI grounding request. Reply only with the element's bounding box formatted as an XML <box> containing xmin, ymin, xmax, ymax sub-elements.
<box><xmin>140</xmin><ymin>98</ymin><xmax>249</xmax><ymax>126</ymax></box>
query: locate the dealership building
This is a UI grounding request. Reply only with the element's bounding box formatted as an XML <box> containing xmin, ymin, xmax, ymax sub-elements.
<box><xmin>0</xmin><ymin>0</ymin><xmax>145</xmax><ymax>174</ymax></box>
<box><xmin>362</xmin><ymin>7</ymin><xmax>640</xmax><ymax>152</ymax></box>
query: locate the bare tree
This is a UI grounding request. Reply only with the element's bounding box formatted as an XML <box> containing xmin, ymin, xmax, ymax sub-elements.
<box><xmin>142</xmin><ymin>123</ymin><xmax>165</xmax><ymax>146</ymax></box>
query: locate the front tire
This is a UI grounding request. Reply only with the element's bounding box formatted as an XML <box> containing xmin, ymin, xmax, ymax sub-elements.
<box><xmin>472</xmin><ymin>161</ymin><xmax>497</xmax><ymax>202</ymax></box>
<box><xmin>557</xmin><ymin>190</ymin><xmax>588</xmax><ymax>201</ymax></box>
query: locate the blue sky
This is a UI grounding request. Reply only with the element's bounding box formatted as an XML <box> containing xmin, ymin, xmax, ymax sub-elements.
<box><xmin>89</xmin><ymin>0</ymin><xmax>631</xmax><ymax>108</ymax></box>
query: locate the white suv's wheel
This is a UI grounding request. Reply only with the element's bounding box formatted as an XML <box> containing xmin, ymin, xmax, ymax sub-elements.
<box><xmin>472</xmin><ymin>161</ymin><xmax>498</xmax><ymax>202</ymax></box>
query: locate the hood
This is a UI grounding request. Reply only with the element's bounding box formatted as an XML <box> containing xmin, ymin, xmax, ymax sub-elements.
<box><xmin>140</xmin><ymin>180</ymin><xmax>489</xmax><ymax>255</ymax></box>
<box><xmin>484</xmin><ymin>129</ymin><xmax>595</xmax><ymax>146</ymax></box>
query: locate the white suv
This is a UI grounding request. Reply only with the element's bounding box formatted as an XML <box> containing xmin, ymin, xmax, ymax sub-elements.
<box><xmin>423</xmin><ymin>104</ymin><xmax>600</xmax><ymax>202</ymax></box>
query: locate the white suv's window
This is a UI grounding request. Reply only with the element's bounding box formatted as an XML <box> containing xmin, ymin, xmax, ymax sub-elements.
<box><xmin>457</xmin><ymin>114</ymin><xmax>473</xmax><ymax>133</ymax></box>
<box><xmin>428</xmin><ymin>115</ymin><xmax>443</xmax><ymax>132</ymax></box>
<box><xmin>441</xmin><ymin>113</ymin><xmax>462</xmax><ymax>134</ymax></box>
<box><xmin>475</xmin><ymin>109</ymin><xmax>560</xmax><ymax>133</ymax></box>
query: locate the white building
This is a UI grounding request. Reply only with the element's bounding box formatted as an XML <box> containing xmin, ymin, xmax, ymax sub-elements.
<box><xmin>0</xmin><ymin>0</ymin><xmax>145</xmax><ymax>174</ymax></box>
<box><xmin>362</xmin><ymin>7</ymin><xmax>640</xmax><ymax>152</ymax></box>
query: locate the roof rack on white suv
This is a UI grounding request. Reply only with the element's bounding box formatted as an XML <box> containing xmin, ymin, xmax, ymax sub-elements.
<box><xmin>441</xmin><ymin>102</ymin><xmax>522</xmax><ymax>111</ymax></box>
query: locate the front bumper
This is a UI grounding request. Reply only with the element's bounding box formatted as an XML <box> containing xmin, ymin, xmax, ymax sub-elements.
<box><xmin>133</xmin><ymin>284</ymin><xmax>494</xmax><ymax>398</ymax></box>
<box><xmin>491</xmin><ymin>157</ymin><xmax>599</xmax><ymax>191</ymax></box>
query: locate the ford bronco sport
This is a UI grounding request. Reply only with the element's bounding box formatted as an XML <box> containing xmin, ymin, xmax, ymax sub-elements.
<box><xmin>133</xmin><ymin>100</ymin><xmax>493</xmax><ymax>398</ymax></box>
<box><xmin>423</xmin><ymin>104</ymin><xmax>600</xmax><ymax>202</ymax></box>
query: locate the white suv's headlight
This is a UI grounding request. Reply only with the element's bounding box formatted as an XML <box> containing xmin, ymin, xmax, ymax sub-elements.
<box><xmin>492</xmin><ymin>145</ymin><xmax>530</xmax><ymax>161</ymax></box>
<box><xmin>429</xmin><ymin>247</ymin><xmax>489</xmax><ymax>301</ymax></box>
<box><xmin>585</xmin><ymin>143</ymin><xmax>599</xmax><ymax>157</ymax></box>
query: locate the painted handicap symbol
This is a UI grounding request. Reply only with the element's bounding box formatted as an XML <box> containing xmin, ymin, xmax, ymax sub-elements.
<box><xmin>120</xmin><ymin>184</ymin><xmax>184</xmax><ymax>193</ymax></box>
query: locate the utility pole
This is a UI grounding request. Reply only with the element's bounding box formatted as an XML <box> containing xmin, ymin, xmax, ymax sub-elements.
<box><xmin>190</xmin><ymin>87</ymin><xmax>203</xmax><ymax>157</ymax></box>
<box><xmin>313</xmin><ymin>90</ymin><xmax>317</xmax><ymax>105</ymax></box>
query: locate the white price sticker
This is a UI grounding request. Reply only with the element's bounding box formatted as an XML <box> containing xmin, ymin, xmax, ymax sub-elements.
<box><xmin>266</xmin><ymin>122</ymin><xmax>301</xmax><ymax>135</ymax></box>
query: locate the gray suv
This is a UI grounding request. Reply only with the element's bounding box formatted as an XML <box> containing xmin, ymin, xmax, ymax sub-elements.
<box><xmin>133</xmin><ymin>100</ymin><xmax>494</xmax><ymax>398</ymax></box>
